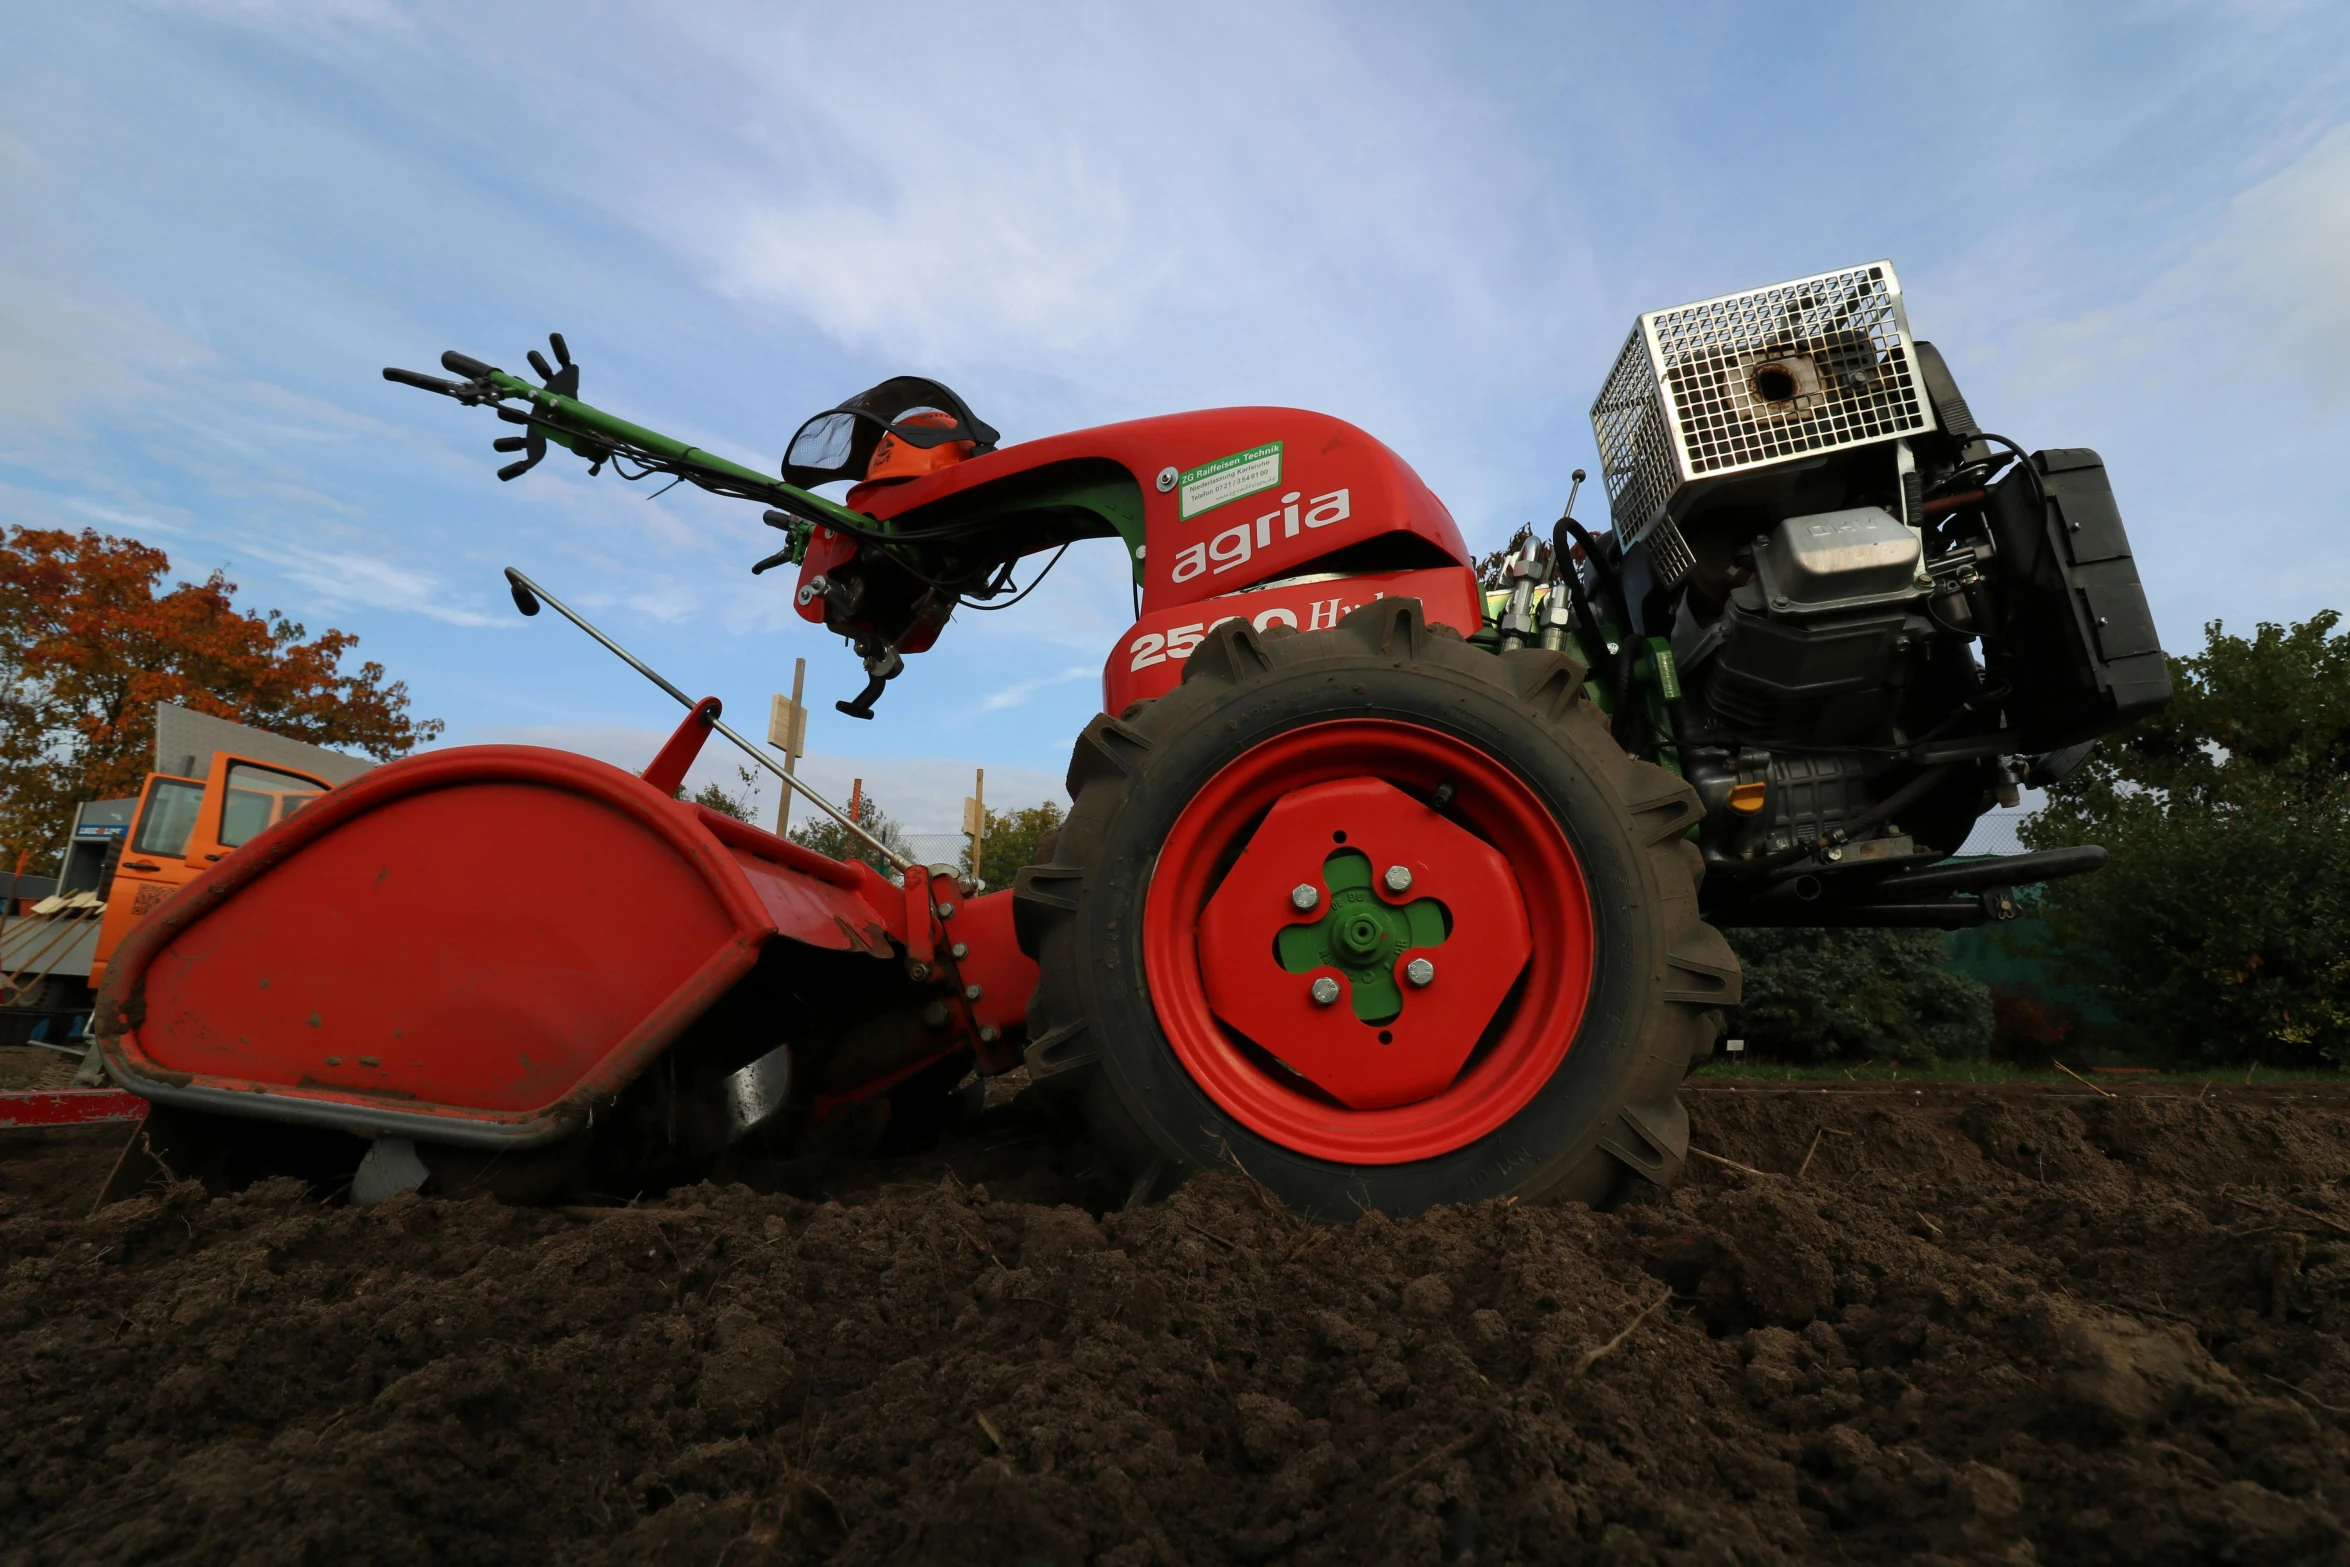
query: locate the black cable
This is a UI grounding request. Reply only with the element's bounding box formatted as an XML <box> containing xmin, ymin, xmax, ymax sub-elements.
<box><xmin>1923</xmin><ymin>456</ymin><xmax>2003</xmax><ymax>501</ymax></box>
<box><xmin>1968</xmin><ymin>432</ymin><xmax>2048</xmax><ymax>518</ymax></box>
<box><xmin>958</xmin><ymin>542</ymin><xmax>1070</xmax><ymax>611</ymax></box>
<box><xmin>1924</xmin><ymin>592</ymin><xmax>1974</xmax><ymax>637</ymax></box>
<box><xmin>1904</xmin><ymin>677</ymin><xmax>2013</xmax><ymax>749</ymax></box>
<box><xmin>1548</xmin><ymin>516</ymin><xmax>1611</xmax><ymax>673</ymax></box>
<box><xmin>1556</xmin><ymin>517</ymin><xmax>1620</xmax><ymax>593</ymax></box>
<box><xmin>502</xmin><ymin>391</ymin><xmax>1088</xmax><ymax>623</ymax></box>
<box><xmin>1554</xmin><ymin>515</ymin><xmax>1644</xmax><ymax>747</ymax></box>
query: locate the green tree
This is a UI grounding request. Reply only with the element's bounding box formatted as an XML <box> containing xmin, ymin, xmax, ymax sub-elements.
<box><xmin>788</xmin><ymin>788</ymin><xmax>910</xmax><ymax>877</ymax></box>
<box><xmin>961</xmin><ymin>800</ymin><xmax>1066</xmax><ymax>891</ymax></box>
<box><xmin>1725</xmin><ymin>926</ymin><xmax>1993</xmax><ymax>1063</ymax></box>
<box><xmin>679</xmin><ymin>765</ymin><xmax>762</xmax><ymax>823</ymax></box>
<box><xmin>2022</xmin><ymin>611</ymin><xmax>2350</xmax><ymax>1067</ymax></box>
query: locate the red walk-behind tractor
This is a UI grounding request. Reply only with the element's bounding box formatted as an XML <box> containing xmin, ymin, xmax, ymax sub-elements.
<box><xmin>94</xmin><ymin>261</ymin><xmax>2167</xmax><ymax>1215</ymax></box>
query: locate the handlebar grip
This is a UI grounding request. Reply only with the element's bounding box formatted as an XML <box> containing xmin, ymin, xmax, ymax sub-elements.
<box><xmin>440</xmin><ymin>350</ymin><xmax>499</xmax><ymax>380</ymax></box>
<box><xmin>383</xmin><ymin>367</ymin><xmax>464</xmax><ymax>395</ymax></box>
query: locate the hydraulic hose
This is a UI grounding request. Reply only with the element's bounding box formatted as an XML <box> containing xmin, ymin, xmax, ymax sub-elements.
<box><xmin>1553</xmin><ymin>516</ymin><xmax>1644</xmax><ymax>750</ymax></box>
<box><xmin>1547</xmin><ymin>516</ymin><xmax>1611</xmax><ymax>677</ymax></box>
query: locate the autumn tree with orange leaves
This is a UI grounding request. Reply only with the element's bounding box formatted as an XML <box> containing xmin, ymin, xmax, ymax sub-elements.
<box><xmin>0</xmin><ymin>527</ymin><xmax>442</xmax><ymax>874</ymax></box>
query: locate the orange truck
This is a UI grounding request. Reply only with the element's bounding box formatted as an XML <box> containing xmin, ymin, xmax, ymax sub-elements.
<box><xmin>1</xmin><ymin>704</ymin><xmax>370</xmax><ymax>1054</ymax></box>
<box><xmin>87</xmin><ymin>754</ymin><xmax>336</xmax><ymax>991</ymax></box>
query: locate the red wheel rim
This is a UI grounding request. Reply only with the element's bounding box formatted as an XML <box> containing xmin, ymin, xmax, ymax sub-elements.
<box><xmin>1142</xmin><ymin>719</ymin><xmax>1595</xmax><ymax>1164</ymax></box>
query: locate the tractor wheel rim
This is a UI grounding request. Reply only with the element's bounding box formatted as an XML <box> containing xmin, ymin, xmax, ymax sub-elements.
<box><xmin>1142</xmin><ymin>719</ymin><xmax>1595</xmax><ymax>1165</ymax></box>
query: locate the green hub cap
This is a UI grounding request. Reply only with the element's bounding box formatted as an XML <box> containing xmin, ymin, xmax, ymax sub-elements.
<box><xmin>1274</xmin><ymin>850</ymin><xmax>1448</xmax><ymax>1024</ymax></box>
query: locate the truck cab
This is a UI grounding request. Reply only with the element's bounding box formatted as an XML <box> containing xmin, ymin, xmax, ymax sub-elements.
<box><xmin>89</xmin><ymin>754</ymin><xmax>332</xmax><ymax>990</ymax></box>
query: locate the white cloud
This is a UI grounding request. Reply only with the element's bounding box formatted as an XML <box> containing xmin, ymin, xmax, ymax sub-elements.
<box><xmin>1977</xmin><ymin>125</ymin><xmax>2350</xmax><ymax>407</ymax></box>
<box><xmin>68</xmin><ymin>499</ymin><xmax>182</xmax><ymax>535</ymax></box>
<box><xmin>138</xmin><ymin>0</ymin><xmax>410</xmax><ymax>30</ymax></box>
<box><xmin>716</xmin><ymin>140</ymin><xmax>1146</xmax><ymax>360</ymax></box>
<box><xmin>238</xmin><ymin>541</ymin><xmax>500</xmax><ymax>627</ymax></box>
<box><xmin>2221</xmin><ymin>126</ymin><xmax>2350</xmax><ymax>395</ymax></box>
<box><xmin>0</xmin><ymin>265</ymin><xmax>212</xmax><ymax>442</ymax></box>
<box><xmin>977</xmin><ymin>664</ymin><xmax>1097</xmax><ymax>715</ymax></box>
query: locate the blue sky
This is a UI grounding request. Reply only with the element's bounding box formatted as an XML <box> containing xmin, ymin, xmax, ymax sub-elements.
<box><xmin>4</xmin><ymin>1</ymin><xmax>2345</xmax><ymax>830</ymax></box>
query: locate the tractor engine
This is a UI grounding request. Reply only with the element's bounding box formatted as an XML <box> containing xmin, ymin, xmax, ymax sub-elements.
<box><xmin>1580</xmin><ymin>262</ymin><xmax>2170</xmax><ymax>916</ymax></box>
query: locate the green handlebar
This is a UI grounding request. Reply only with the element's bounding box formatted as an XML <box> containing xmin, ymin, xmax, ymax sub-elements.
<box><xmin>474</xmin><ymin>366</ymin><xmax>867</xmax><ymax>529</ymax></box>
<box><xmin>386</xmin><ymin>344</ymin><xmax>871</xmax><ymax>538</ymax></box>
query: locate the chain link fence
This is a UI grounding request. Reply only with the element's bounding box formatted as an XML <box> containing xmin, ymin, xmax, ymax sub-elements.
<box><xmin>899</xmin><ymin>831</ymin><xmax>975</xmax><ymax>869</ymax></box>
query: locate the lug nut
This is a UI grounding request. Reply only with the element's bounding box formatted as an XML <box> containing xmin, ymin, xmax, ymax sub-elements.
<box><xmin>1383</xmin><ymin>865</ymin><xmax>1413</xmax><ymax>893</ymax></box>
<box><xmin>1310</xmin><ymin>976</ymin><xmax>1341</xmax><ymax>1006</ymax></box>
<box><xmin>1405</xmin><ymin>957</ymin><xmax>1435</xmax><ymax>988</ymax></box>
<box><xmin>1290</xmin><ymin>883</ymin><xmax>1320</xmax><ymax>911</ymax></box>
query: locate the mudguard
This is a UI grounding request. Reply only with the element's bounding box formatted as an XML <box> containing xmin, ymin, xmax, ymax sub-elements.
<box><xmin>94</xmin><ymin>745</ymin><xmax>912</xmax><ymax>1149</ymax></box>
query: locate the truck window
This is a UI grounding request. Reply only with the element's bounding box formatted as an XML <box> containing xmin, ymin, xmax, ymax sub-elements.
<box><xmin>132</xmin><ymin>780</ymin><xmax>207</xmax><ymax>858</ymax></box>
<box><xmin>220</xmin><ymin>764</ymin><xmax>327</xmax><ymax>848</ymax></box>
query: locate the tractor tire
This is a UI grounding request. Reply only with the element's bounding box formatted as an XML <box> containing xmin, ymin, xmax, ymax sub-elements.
<box><xmin>1013</xmin><ymin>599</ymin><xmax>1737</xmax><ymax>1217</ymax></box>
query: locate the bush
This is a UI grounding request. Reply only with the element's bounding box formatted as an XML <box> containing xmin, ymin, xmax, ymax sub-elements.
<box><xmin>962</xmin><ymin>801</ymin><xmax>1065</xmax><ymax>892</ymax></box>
<box><xmin>680</xmin><ymin>765</ymin><xmax>762</xmax><ymax>823</ymax></box>
<box><xmin>1725</xmin><ymin>927</ymin><xmax>1993</xmax><ymax>1063</ymax></box>
<box><xmin>1988</xmin><ymin>986</ymin><xmax>2084</xmax><ymax>1065</ymax></box>
<box><xmin>2025</xmin><ymin>611</ymin><xmax>2350</xmax><ymax>1068</ymax></box>
<box><xmin>789</xmin><ymin>790</ymin><xmax>911</xmax><ymax>877</ymax></box>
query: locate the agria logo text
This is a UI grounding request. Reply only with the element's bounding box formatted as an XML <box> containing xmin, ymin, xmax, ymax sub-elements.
<box><xmin>1169</xmin><ymin>489</ymin><xmax>1352</xmax><ymax>585</ymax></box>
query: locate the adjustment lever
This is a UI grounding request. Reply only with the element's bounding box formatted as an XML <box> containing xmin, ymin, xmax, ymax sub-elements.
<box><xmin>836</xmin><ymin>671</ymin><xmax>888</xmax><ymax>720</ymax></box>
<box><xmin>750</xmin><ymin>546</ymin><xmax>795</xmax><ymax>575</ymax></box>
<box><xmin>835</xmin><ymin>647</ymin><xmax>904</xmax><ymax>720</ymax></box>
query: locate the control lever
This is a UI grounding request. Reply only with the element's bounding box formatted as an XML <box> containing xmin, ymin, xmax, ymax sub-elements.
<box><xmin>753</xmin><ymin>508</ymin><xmax>806</xmax><ymax>575</ymax></box>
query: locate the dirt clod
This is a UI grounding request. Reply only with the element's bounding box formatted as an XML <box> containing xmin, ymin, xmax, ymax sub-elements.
<box><xmin>4</xmin><ymin>1084</ymin><xmax>2349</xmax><ymax>1564</ymax></box>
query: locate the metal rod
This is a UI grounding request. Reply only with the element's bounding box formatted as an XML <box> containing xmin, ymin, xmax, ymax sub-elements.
<box><xmin>502</xmin><ymin>567</ymin><xmax>913</xmax><ymax>872</ymax></box>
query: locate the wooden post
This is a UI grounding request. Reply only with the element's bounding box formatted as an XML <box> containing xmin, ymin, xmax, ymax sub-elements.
<box><xmin>770</xmin><ymin>658</ymin><xmax>807</xmax><ymax>836</ymax></box>
<box><xmin>962</xmin><ymin>768</ymin><xmax>987</xmax><ymax>886</ymax></box>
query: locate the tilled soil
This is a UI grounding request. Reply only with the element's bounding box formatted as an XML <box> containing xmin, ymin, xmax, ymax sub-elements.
<box><xmin>3</xmin><ymin>1084</ymin><xmax>2348</xmax><ymax>1566</ymax></box>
